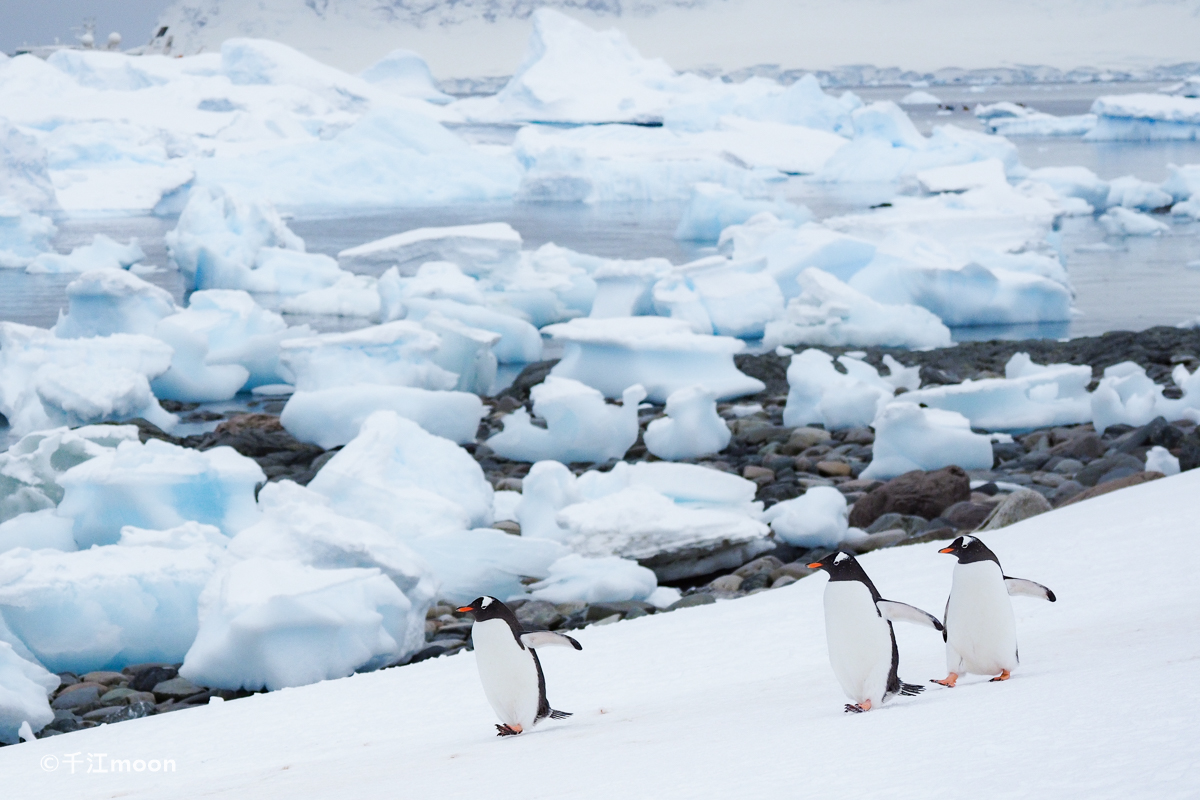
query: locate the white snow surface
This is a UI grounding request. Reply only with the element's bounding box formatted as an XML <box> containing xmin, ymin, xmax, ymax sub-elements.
<box><xmin>4</xmin><ymin>467</ymin><xmax>1196</xmax><ymax>796</ymax></box>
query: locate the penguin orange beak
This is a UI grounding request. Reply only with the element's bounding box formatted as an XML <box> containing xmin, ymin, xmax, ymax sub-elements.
<box><xmin>456</xmin><ymin>606</ymin><xmax>475</xmax><ymax>613</ymax></box>
<box><xmin>806</xmin><ymin>562</ymin><xmax>823</xmax><ymax>569</ymax></box>
<box><xmin>938</xmin><ymin>546</ymin><xmax>956</xmax><ymax>554</ymax></box>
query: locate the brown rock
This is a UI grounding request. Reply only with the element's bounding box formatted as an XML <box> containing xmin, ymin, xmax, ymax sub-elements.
<box><xmin>743</xmin><ymin>425</ymin><xmax>794</xmax><ymax>445</ymax></box>
<box><xmin>941</xmin><ymin>501</ymin><xmax>995</xmax><ymax>531</ymax></box>
<box><xmin>816</xmin><ymin>461</ymin><xmax>852</xmax><ymax>477</ymax></box>
<box><xmin>840</xmin><ymin>427</ymin><xmax>875</xmax><ymax>445</ymax></box>
<box><xmin>742</xmin><ymin>465</ymin><xmax>775</xmax><ymax>485</ymax></box>
<box><xmin>214</xmin><ymin>413</ymin><xmax>284</xmax><ymax>435</ymax></box>
<box><xmin>1048</xmin><ymin>432</ymin><xmax>1106</xmax><ymax>461</ymax></box>
<box><xmin>977</xmin><ymin>489</ymin><xmax>1052</xmax><ymax>530</ymax></box>
<box><xmin>491</xmin><ymin>520</ymin><xmax>521</xmax><ymax>535</ymax></box>
<box><xmin>847</xmin><ymin>466</ymin><xmax>971</xmax><ymax>529</ymax></box>
<box><xmin>494</xmin><ymin>477</ymin><xmax>523</xmax><ymax>492</ymax></box>
<box><xmin>1057</xmin><ymin>471</ymin><xmax>1165</xmax><ymax>507</ymax></box>
<box><xmin>734</xmin><ymin>556</ymin><xmax>784</xmax><ymax>578</ymax></box>
<box><xmin>779</xmin><ymin>427</ymin><xmax>832</xmax><ymax>455</ymax></box>
<box><xmin>81</xmin><ymin>671</ymin><xmax>128</xmax><ymax>687</ymax></box>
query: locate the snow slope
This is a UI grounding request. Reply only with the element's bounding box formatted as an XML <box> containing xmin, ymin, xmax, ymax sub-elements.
<box><xmin>2</xmin><ymin>470</ymin><xmax>1196</xmax><ymax>797</ymax></box>
<box><xmin>156</xmin><ymin>0</ymin><xmax>1200</xmax><ymax>77</ymax></box>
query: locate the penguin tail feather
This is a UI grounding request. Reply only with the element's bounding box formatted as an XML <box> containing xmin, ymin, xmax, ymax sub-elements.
<box><xmin>548</xmin><ymin>709</ymin><xmax>572</xmax><ymax>720</ymax></box>
<box><xmin>898</xmin><ymin>682</ymin><xmax>925</xmax><ymax>697</ymax></box>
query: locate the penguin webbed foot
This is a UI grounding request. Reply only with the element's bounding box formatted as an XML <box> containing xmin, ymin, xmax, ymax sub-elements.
<box><xmin>989</xmin><ymin>669</ymin><xmax>1012</xmax><ymax>683</ymax></box>
<box><xmin>844</xmin><ymin>700</ymin><xmax>872</xmax><ymax>713</ymax></box>
<box><xmin>931</xmin><ymin>673</ymin><xmax>958</xmax><ymax>688</ymax></box>
<box><xmin>495</xmin><ymin>724</ymin><xmax>523</xmax><ymax>736</ymax></box>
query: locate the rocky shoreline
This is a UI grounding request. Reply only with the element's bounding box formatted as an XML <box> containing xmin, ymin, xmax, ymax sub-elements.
<box><xmin>18</xmin><ymin>325</ymin><xmax>1200</xmax><ymax>741</ymax></box>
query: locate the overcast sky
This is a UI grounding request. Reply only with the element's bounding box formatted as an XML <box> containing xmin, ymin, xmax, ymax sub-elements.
<box><xmin>1</xmin><ymin>0</ymin><xmax>175</xmax><ymax>55</ymax></box>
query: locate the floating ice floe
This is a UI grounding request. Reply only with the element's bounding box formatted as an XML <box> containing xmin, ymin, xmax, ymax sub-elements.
<box><xmin>1098</xmin><ymin>207</ymin><xmax>1170</xmax><ymax>236</ymax></box>
<box><xmin>0</xmin><ymin>533</ymin><xmax>225</xmax><ymax>674</ymax></box>
<box><xmin>228</xmin><ymin>480</ymin><xmax>435</xmax><ymax>653</ymax></box>
<box><xmin>644</xmin><ymin>385</ymin><xmax>731</xmax><ymax>461</ymax></box>
<box><xmin>1025</xmin><ymin>166</ymin><xmax>1110</xmax><ymax>211</ymax></box>
<box><xmin>166</xmin><ymin>186</ymin><xmax>346</xmax><ymax>292</ymax></box>
<box><xmin>782</xmin><ymin>349</ymin><xmax>895</xmax><ymax>430</ymax></box>
<box><xmin>974</xmin><ymin>102</ymin><xmax>1096</xmax><ymax>137</ymax></box>
<box><xmin>0</xmin><ymin>643</ymin><xmax>58</xmax><ymax>744</ymax></box>
<box><xmin>899</xmin><ymin>353</ymin><xmax>1093</xmax><ymax>431</ymax></box>
<box><xmin>517</xmin><ymin>459</ymin><xmax>767</xmax><ymax>581</ymax></box>
<box><xmin>307</xmin><ymin>410</ymin><xmax>493</xmax><ymax>535</ymax></box>
<box><xmin>719</xmin><ymin>214</ymin><xmax>877</xmax><ymax>299</ymax></box>
<box><xmin>25</xmin><ymin>234</ymin><xmax>144</xmax><ymax>275</ymax></box>
<box><xmin>1145</xmin><ymin>446</ymin><xmax>1182</xmax><ymax>476</ymax></box>
<box><xmin>544</xmin><ymin>316</ymin><xmax>765</xmax><ymax>403</ymax></box>
<box><xmin>0</xmin><ymin>321</ymin><xmax>176</xmax><ymax>436</ymax></box>
<box><xmin>53</xmin><ymin>268</ymin><xmax>176</xmax><ymax>338</ymax></box>
<box><xmin>488</xmin><ymin>377</ymin><xmax>645</xmax><ymax>464</ymax></box>
<box><xmin>590</xmin><ymin>257</ymin><xmax>671</xmax><ymax>318</ymax></box>
<box><xmin>397</xmin><ymin>295</ymin><xmax>543</xmax><ymax>364</ymax></box>
<box><xmin>652</xmin><ymin>255</ymin><xmax>785</xmax><ymax>339</ymax></box>
<box><xmin>359</xmin><ymin>49</ymin><xmax>454</xmax><ymax>104</ymax></box>
<box><xmin>0</xmin><ymin>424</ymin><xmax>138</xmax><ymax>526</ymax></box>
<box><xmin>0</xmin><ymin>119</ymin><xmax>58</xmax><ymax>213</ymax></box>
<box><xmin>406</xmin><ymin>528</ymin><xmax>567</xmax><ymax>604</ymax></box>
<box><xmin>818</xmin><ymin>101</ymin><xmax>1022</xmax><ymax>183</ymax></box>
<box><xmin>762</xmin><ymin>267</ymin><xmax>952</xmax><ymax>349</ymax></box>
<box><xmin>1105</xmin><ymin>175</ymin><xmax>1174</xmax><ymax>211</ymax></box>
<box><xmin>860</xmin><ymin>402</ymin><xmax>994</xmax><ymax>480</ymax></box>
<box><xmin>528</xmin><ymin>554</ymin><xmax>657</xmax><ymax>604</ymax></box>
<box><xmin>339</xmin><ymin>223</ymin><xmax>522</xmax><ymax>276</ymax></box>
<box><xmin>900</xmin><ymin>90</ymin><xmax>940</xmax><ymax>106</ymax></box>
<box><xmin>1087</xmin><ymin>93</ymin><xmax>1200</xmax><ymax>141</ymax></box>
<box><xmin>0</xmin><ymin>197</ymin><xmax>55</xmax><ymax>269</ymax></box>
<box><xmin>762</xmin><ymin>486</ymin><xmax>852</xmax><ymax>548</ymax></box>
<box><xmin>1090</xmin><ymin>361</ymin><xmax>1200</xmax><ymax>432</ymax></box>
<box><xmin>278</xmin><ymin>321</ymin><xmax>456</xmax><ymax>392</ymax></box>
<box><xmin>281</xmin><ymin>384</ymin><xmax>485</xmax><ymax>448</ymax></box>
<box><xmin>57</xmin><ymin>438</ymin><xmax>265</xmax><ymax>548</ymax></box>
<box><xmin>180</xmin><ymin>557</ymin><xmax>416</xmax><ymax>691</ymax></box>
<box><xmin>0</xmin><ymin>510</ymin><xmax>76</xmax><ymax>554</ymax></box>
<box><xmin>554</xmin><ymin>486</ymin><xmax>769</xmax><ymax>581</ymax></box>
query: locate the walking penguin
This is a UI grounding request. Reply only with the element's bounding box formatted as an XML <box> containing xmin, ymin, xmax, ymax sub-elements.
<box><xmin>808</xmin><ymin>552</ymin><xmax>945</xmax><ymax>712</ymax></box>
<box><xmin>457</xmin><ymin>596</ymin><xmax>582</xmax><ymax>736</ymax></box>
<box><xmin>933</xmin><ymin>535</ymin><xmax>1057</xmax><ymax>687</ymax></box>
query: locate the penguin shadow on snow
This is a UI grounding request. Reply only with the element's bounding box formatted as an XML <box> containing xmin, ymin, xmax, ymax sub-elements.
<box><xmin>456</xmin><ymin>596</ymin><xmax>584</xmax><ymax>738</ymax></box>
<box><xmin>807</xmin><ymin>551</ymin><xmax>945</xmax><ymax>714</ymax></box>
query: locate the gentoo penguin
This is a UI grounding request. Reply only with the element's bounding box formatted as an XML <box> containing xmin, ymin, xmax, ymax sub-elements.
<box><xmin>808</xmin><ymin>552</ymin><xmax>944</xmax><ymax>713</ymax></box>
<box><xmin>456</xmin><ymin>596</ymin><xmax>582</xmax><ymax>736</ymax></box>
<box><xmin>933</xmin><ymin>535</ymin><xmax>1056</xmax><ymax>687</ymax></box>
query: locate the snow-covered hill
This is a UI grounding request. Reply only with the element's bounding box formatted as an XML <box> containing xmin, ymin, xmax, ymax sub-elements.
<box><xmin>155</xmin><ymin>0</ymin><xmax>1200</xmax><ymax>78</ymax></box>
<box><xmin>3</xmin><ymin>467</ymin><xmax>1196</xmax><ymax>798</ymax></box>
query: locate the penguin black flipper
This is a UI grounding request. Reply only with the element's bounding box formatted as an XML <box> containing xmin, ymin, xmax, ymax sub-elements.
<box><xmin>877</xmin><ymin>600</ymin><xmax>945</xmax><ymax>631</ymax></box>
<box><xmin>898</xmin><ymin>682</ymin><xmax>925</xmax><ymax>696</ymax></box>
<box><xmin>548</xmin><ymin>709</ymin><xmax>572</xmax><ymax>720</ymax></box>
<box><xmin>1003</xmin><ymin>576</ymin><xmax>1056</xmax><ymax>602</ymax></box>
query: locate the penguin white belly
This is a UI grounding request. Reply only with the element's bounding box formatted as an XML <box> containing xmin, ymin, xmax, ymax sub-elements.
<box><xmin>946</xmin><ymin>561</ymin><xmax>1018</xmax><ymax>676</ymax></box>
<box><xmin>471</xmin><ymin>619</ymin><xmax>540</xmax><ymax>730</ymax></box>
<box><xmin>823</xmin><ymin>582</ymin><xmax>894</xmax><ymax>705</ymax></box>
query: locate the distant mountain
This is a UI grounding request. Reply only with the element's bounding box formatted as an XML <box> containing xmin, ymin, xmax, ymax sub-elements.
<box><xmin>157</xmin><ymin>0</ymin><xmax>1200</xmax><ymax>81</ymax></box>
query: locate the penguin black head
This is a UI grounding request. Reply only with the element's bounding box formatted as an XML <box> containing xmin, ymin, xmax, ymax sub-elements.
<box><xmin>808</xmin><ymin>552</ymin><xmax>874</xmax><ymax>584</ymax></box>
<box><xmin>457</xmin><ymin>596</ymin><xmax>515</xmax><ymax>623</ymax></box>
<box><xmin>938</xmin><ymin>535</ymin><xmax>1000</xmax><ymax>565</ymax></box>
